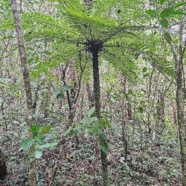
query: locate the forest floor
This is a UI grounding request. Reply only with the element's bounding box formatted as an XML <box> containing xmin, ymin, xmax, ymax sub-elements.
<box><xmin>0</xmin><ymin>117</ymin><xmax>182</xmax><ymax>186</ymax></box>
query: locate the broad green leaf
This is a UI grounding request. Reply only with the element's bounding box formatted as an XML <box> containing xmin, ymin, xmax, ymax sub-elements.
<box><xmin>142</xmin><ymin>67</ymin><xmax>147</xmax><ymax>73</ymax></box>
<box><xmin>87</xmin><ymin>107</ymin><xmax>95</xmax><ymax>117</ymax></box>
<box><xmin>146</xmin><ymin>9</ymin><xmax>158</xmax><ymax>17</ymax></box>
<box><xmin>35</xmin><ymin>136</ymin><xmax>45</xmax><ymax>144</ymax></box>
<box><xmin>21</xmin><ymin>138</ymin><xmax>35</xmax><ymax>150</ymax></box>
<box><xmin>105</xmin><ymin>121</ymin><xmax>117</xmax><ymax>131</ymax></box>
<box><xmin>160</xmin><ymin>18</ymin><xmax>169</xmax><ymax>28</ymax></box>
<box><xmin>54</xmin><ymin>88</ymin><xmax>64</xmax><ymax>99</ymax></box>
<box><xmin>61</xmin><ymin>85</ymin><xmax>74</xmax><ymax>92</ymax></box>
<box><xmin>35</xmin><ymin>151</ymin><xmax>42</xmax><ymax>159</ymax></box>
<box><xmin>160</xmin><ymin>8</ymin><xmax>174</xmax><ymax>18</ymax></box>
<box><xmin>54</xmin><ymin>85</ymin><xmax>73</xmax><ymax>99</ymax></box>
<box><xmin>64</xmin><ymin>126</ymin><xmax>75</xmax><ymax>136</ymax></box>
<box><xmin>160</xmin><ymin>7</ymin><xmax>186</xmax><ymax>18</ymax></box>
<box><xmin>30</xmin><ymin>124</ymin><xmax>41</xmax><ymax>137</ymax></box>
<box><xmin>38</xmin><ymin>142</ymin><xmax>58</xmax><ymax>149</ymax></box>
<box><xmin>81</xmin><ymin>117</ymin><xmax>88</xmax><ymax>124</ymax></box>
<box><xmin>99</xmin><ymin>140</ymin><xmax>109</xmax><ymax>154</ymax></box>
<box><xmin>164</xmin><ymin>32</ymin><xmax>172</xmax><ymax>44</ymax></box>
<box><xmin>40</xmin><ymin>124</ymin><xmax>52</xmax><ymax>134</ymax></box>
<box><xmin>89</xmin><ymin>117</ymin><xmax>98</xmax><ymax>123</ymax></box>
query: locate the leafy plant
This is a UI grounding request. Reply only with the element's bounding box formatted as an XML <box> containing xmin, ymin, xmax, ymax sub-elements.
<box><xmin>54</xmin><ymin>85</ymin><xmax>74</xmax><ymax>99</ymax></box>
<box><xmin>20</xmin><ymin>124</ymin><xmax>57</xmax><ymax>159</ymax></box>
<box><xmin>65</xmin><ymin>107</ymin><xmax>115</xmax><ymax>154</ymax></box>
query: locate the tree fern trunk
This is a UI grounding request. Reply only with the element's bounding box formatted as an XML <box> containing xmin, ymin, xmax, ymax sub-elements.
<box><xmin>92</xmin><ymin>49</ymin><xmax>109</xmax><ymax>186</ymax></box>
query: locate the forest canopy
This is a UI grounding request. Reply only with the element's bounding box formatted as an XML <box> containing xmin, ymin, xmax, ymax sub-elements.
<box><xmin>0</xmin><ymin>0</ymin><xmax>186</xmax><ymax>186</ymax></box>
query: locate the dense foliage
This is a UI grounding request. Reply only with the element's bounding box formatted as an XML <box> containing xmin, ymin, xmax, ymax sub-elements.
<box><xmin>0</xmin><ymin>0</ymin><xmax>185</xmax><ymax>185</ymax></box>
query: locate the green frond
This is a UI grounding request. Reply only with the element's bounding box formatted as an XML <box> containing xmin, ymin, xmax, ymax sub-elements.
<box><xmin>21</xmin><ymin>12</ymin><xmax>86</xmax><ymax>42</ymax></box>
<box><xmin>143</xmin><ymin>53</ymin><xmax>175</xmax><ymax>78</ymax></box>
<box><xmin>65</xmin><ymin>9</ymin><xmax>118</xmax><ymax>27</ymax></box>
<box><xmin>0</xmin><ymin>1</ymin><xmax>14</xmax><ymax>30</ymax></box>
<box><xmin>63</xmin><ymin>8</ymin><xmax>119</xmax><ymax>41</ymax></box>
<box><xmin>21</xmin><ymin>12</ymin><xmax>63</xmax><ymax>40</ymax></box>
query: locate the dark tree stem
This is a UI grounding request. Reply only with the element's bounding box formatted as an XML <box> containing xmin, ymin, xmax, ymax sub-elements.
<box><xmin>91</xmin><ymin>48</ymin><xmax>109</xmax><ymax>186</ymax></box>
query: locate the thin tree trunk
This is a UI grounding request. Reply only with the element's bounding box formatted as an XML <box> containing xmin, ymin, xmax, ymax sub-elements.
<box><xmin>171</xmin><ymin>100</ymin><xmax>177</xmax><ymax>125</ymax></box>
<box><xmin>176</xmin><ymin>56</ymin><xmax>186</xmax><ymax>186</ymax></box>
<box><xmin>175</xmin><ymin>48</ymin><xmax>186</xmax><ymax>185</ymax></box>
<box><xmin>92</xmin><ymin>49</ymin><xmax>109</xmax><ymax>186</ymax></box>
<box><xmin>121</xmin><ymin>78</ymin><xmax>128</xmax><ymax>161</ymax></box>
<box><xmin>11</xmin><ymin>1</ymin><xmax>36</xmax><ymax>185</ymax></box>
<box><xmin>0</xmin><ymin>149</ymin><xmax>6</xmax><ymax>180</ymax></box>
<box><xmin>86</xmin><ymin>83</ymin><xmax>94</xmax><ymax>109</ymax></box>
<box><xmin>171</xmin><ymin>14</ymin><xmax>186</xmax><ymax>185</ymax></box>
<box><xmin>156</xmin><ymin>91</ymin><xmax>165</xmax><ymax>135</ymax></box>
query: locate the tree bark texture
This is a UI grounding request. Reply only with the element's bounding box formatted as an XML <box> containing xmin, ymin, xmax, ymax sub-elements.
<box><xmin>0</xmin><ymin>149</ymin><xmax>7</xmax><ymax>180</ymax></box>
<box><xmin>92</xmin><ymin>48</ymin><xmax>109</xmax><ymax>186</ymax></box>
<box><xmin>174</xmin><ymin>14</ymin><xmax>186</xmax><ymax>185</ymax></box>
<box><xmin>11</xmin><ymin>0</ymin><xmax>36</xmax><ymax>185</ymax></box>
<box><xmin>121</xmin><ymin>78</ymin><xmax>128</xmax><ymax>161</ymax></box>
<box><xmin>156</xmin><ymin>91</ymin><xmax>165</xmax><ymax>135</ymax></box>
<box><xmin>171</xmin><ymin>101</ymin><xmax>177</xmax><ymax>125</ymax></box>
<box><xmin>86</xmin><ymin>83</ymin><xmax>94</xmax><ymax>109</ymax></box>
<box><xmin>176</xmin><ymin>57</ymin><xmax>186</xmax><ymax>186</ymax></box>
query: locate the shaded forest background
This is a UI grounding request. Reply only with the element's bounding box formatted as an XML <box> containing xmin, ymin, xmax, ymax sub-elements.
<box><xmin>0</xmin><ymin>0</ymin><xmax>186</xmax><ymax>185</ymax></box>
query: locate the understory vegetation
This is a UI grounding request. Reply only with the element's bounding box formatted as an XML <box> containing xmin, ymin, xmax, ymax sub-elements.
<box><xmin>0</xmin><ymin>0</ymin><xmax>186</xmax><ymax>185</ymax></box>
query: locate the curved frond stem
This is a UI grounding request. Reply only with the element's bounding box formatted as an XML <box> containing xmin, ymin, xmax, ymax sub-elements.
<box><xmin>102</xmin><ymin>48</ymin><xmax>134</xmax><ymax>71</ymax></box>
<box><xmin>142</xmin><ymin>52</ymin><xmax>176</xmax><ymax>84</ymax></box>
<box><xmin>102</xmin><ymin>25</ymin><xmax>159</xmax><ymax>44</ymax></box>
<box><xmin>104</xmin><ymin>0</ymin><xmax>123</xmax><ymax>20</ymax></box>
